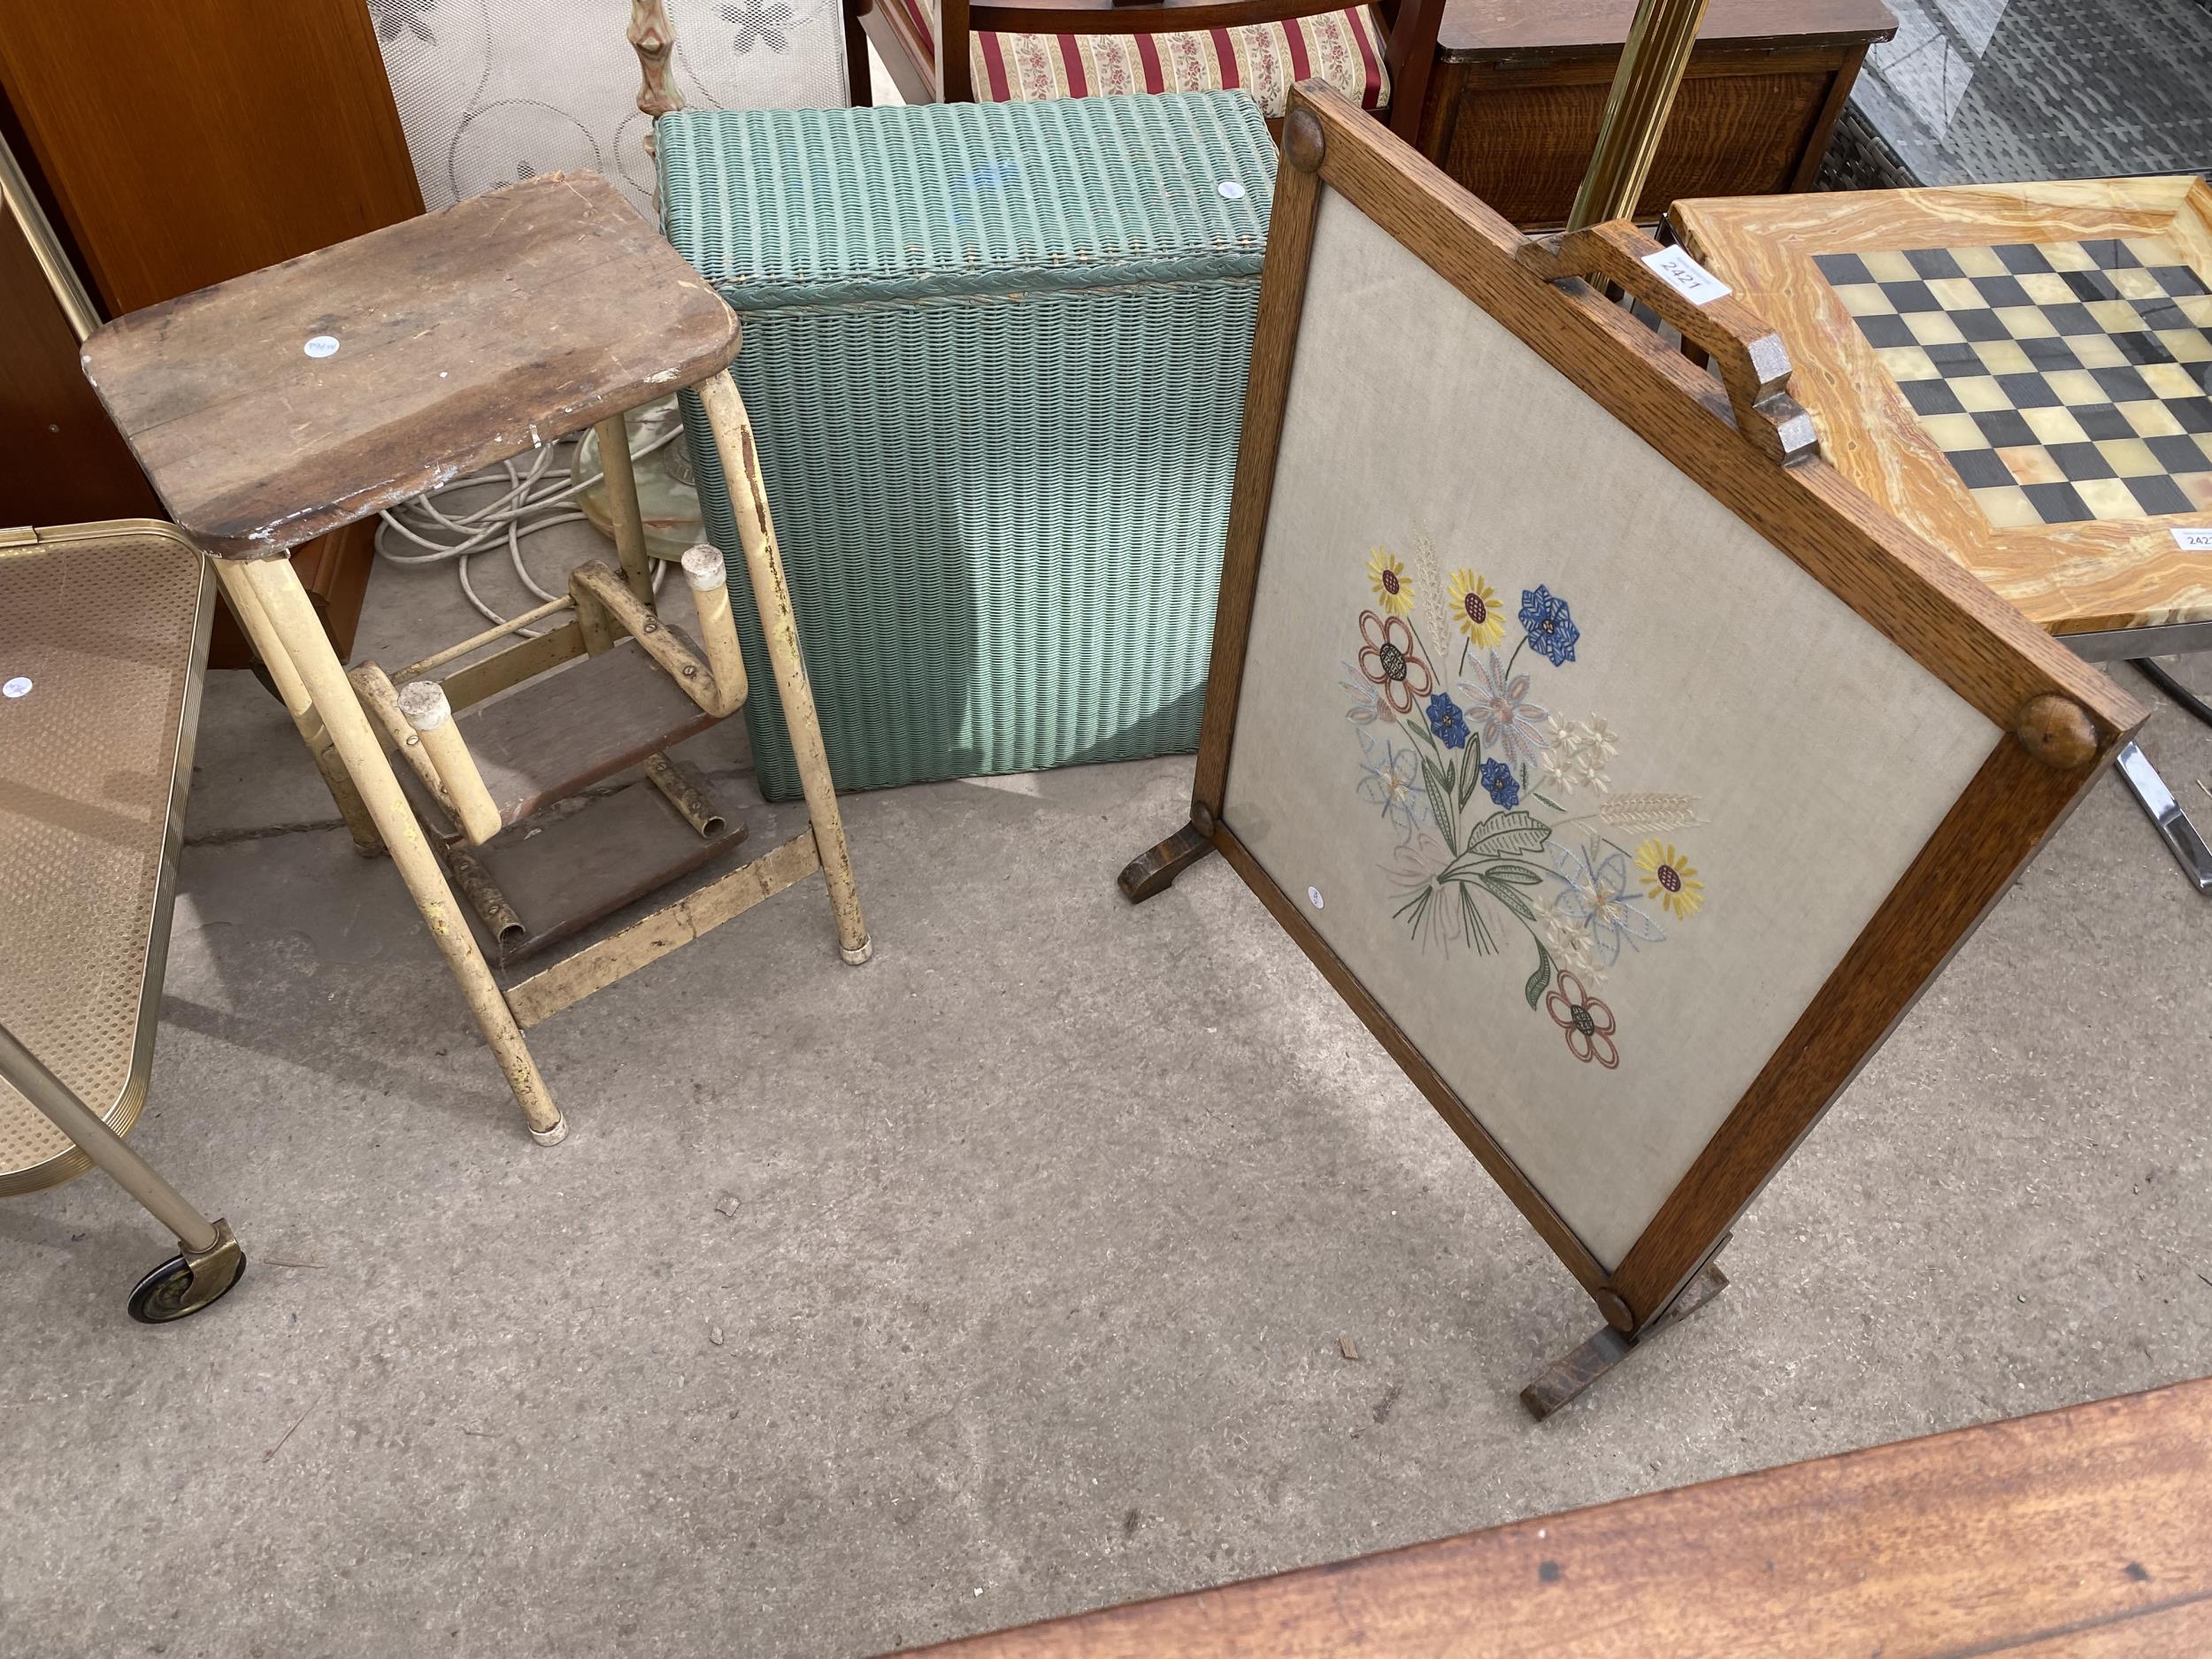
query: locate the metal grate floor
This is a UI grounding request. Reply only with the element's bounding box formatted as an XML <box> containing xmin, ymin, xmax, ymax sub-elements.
<box><xmin>1840</xmin><ymin>0</ymin><xmax>2212</xmax><ymax>188</ymax></box>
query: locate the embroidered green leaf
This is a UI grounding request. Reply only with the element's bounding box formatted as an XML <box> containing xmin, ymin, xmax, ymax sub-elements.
<box><xmin>1525</xmin><ymin>943</ymin><xmax>1554</xmax><ymax>1010</ymax></box>
<box><xmin>1457</xmin><ymin>756</ymin><xmax>1482</xmax><ymax>810</ymax></box>
<box><xmin>1422</xmin><ymin>757</ymin><xmax>1458</xmax><ymax>852</ymax></box>
<box><xmin>1462</xmin><ymin>809</ymin><xmax>1552</xmax><ymax>858</ymax></box>
<box><xmin>1479</xmin><ymin>864</ymin><xmax>1544</xmax><ymax>885</ymax></box>
<box><xmin>1475</xmin><ymin>871</ymin><xmax>1537</xmax><ymax>922</ymax></box>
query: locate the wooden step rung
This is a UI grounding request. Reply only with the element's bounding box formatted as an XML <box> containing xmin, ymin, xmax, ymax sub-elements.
<box><xmin>450</xmin><ymin>635</ymin><xmax>729</xmax><ymax>828</ymax></box>
<box><xmin>444</xmin><ymin>772</ymin><xmax>749</xmax><ymax>964</ymax></box>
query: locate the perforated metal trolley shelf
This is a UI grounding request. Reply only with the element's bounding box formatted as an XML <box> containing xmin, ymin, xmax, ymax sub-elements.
<box><xmin>0</xmin><ymin>519</ymin><xmax>245</xmax><ymax>1320</ymax></box>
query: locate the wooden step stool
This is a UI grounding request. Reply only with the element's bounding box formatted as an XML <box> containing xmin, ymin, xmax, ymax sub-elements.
<box><xmin>79</xmin><ymin>171</ymin><xmax>871</xmax><ymax>1147</ymax></box>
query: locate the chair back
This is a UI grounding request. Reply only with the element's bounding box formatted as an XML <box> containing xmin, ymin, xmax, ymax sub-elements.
<box><xmin>370</xmin><ymin>0</ymin><xmax>855</xmax><ymax>211</ymax></box>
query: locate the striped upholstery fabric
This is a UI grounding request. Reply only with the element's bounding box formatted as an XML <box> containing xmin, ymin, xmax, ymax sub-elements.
<box><xmin>881</xmin><ymin>0</ymin><xmax>1391</xmax><ymax>118</ymax></box>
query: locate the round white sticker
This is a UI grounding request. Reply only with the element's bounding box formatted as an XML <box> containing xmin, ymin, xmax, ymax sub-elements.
<box><xmin>3</xmin><ymin>676</ymin><xmax>31</xmax><ymax>699</ymax></box>
<box><xmin>1217</xmin><ymin>180</ymin><xmax>1247</xmax><ymax>201</ymax></box>
<box><xmin>1307</xmin><ymin>886</ymin><xmax>1324</xmax><ymax>910</ymax></box>
<box><xmin>303</xmin><ymin>334</ymin><xmax>340</xmax><ymax>359</ymax></box>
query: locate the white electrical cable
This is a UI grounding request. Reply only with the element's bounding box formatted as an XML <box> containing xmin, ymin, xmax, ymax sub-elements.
<box><xmin>373</xmin><ymin>424</ymin><xmax>684</xmax><ymax>634</ymax></box>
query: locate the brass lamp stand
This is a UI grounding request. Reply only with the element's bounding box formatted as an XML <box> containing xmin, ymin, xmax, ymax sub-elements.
<box><xmin>1567</xmin><ymin>0</ymin><xmax>1711</xmax><ymax>231</ymax></box>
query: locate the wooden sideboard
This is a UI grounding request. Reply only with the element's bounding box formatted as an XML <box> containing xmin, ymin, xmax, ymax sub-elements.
<box><xmin>0</xmin><ymin>1</ymin><xmax>422</xmax><ymax>667</ymax></box>
<box><xmin>1412</xmin><ymin>0</ymin><xmax>1897</xmax><ymax>229</ymax></box>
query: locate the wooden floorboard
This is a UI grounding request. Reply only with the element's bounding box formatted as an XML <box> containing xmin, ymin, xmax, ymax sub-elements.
<box><xmin>885</xmin><ymin>1378</ymin><xmax>2212</xmax><ymax>1659</ymax></box>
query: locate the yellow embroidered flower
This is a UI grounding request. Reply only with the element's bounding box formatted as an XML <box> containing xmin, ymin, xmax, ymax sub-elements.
<box><xmin>1634</xmin><ymin>840</ymin><xmax>1705</xmax><ymax>918</ymax></box>
<box><xmin>1446</xmin><ymin>569</ymin><xmax>1504</xmax><ymax>649</ymax></box>
<box><xmin>1367</xmin><ymin>547</ymin><xmax>1413</xmax><ymax>616</ymax></box>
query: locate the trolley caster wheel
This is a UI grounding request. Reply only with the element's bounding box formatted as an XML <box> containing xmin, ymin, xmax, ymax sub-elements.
<box><xmin>127</xmin><ymin>1219</ymin><xmax>246</xmax><ymax>1324</ymax></box>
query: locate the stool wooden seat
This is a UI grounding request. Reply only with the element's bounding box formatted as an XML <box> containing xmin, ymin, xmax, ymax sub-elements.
<box><xmin>81</xmin><ymin>172</ymin><xmax>739</xmax><ymax>561</ymax></box>
<box><xmin>79</xmin><ymin>172</ymin><xmax>872</xmax><ymax>1145</ymax></box>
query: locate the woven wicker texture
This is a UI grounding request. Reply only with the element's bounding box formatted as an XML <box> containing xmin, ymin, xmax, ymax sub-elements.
<box><xmin>660</xmin><ymin>94</ymin><xmax>1274</xmax><ymax>796</ymax></box>
<box><xmin>0</xmin><ymin>526</ymin><xmax>205</xmax><ymax>1195</ymax></box>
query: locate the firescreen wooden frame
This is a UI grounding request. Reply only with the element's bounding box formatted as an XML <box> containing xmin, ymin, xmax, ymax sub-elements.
<box><xmin>1120</xmin><ymin>84</ymin><xmax>2146</xmax><ymax>1390</ymax></box>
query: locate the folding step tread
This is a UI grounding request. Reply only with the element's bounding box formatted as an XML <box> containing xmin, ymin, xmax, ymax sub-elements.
<box><xmin>456</xmin><ymin>637</ymin><xmax>725</xmax><ymax>826</ymax></box>
<box><xmin>453</xmin><ymin>774</ymin><xmax>749</xmax><ymax>964</ymax></box>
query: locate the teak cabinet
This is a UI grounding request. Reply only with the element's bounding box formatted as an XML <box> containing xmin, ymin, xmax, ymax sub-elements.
<box><xmin>0</xmin><ymin>0</ymin><xmax>422</xmax><ymax>667</ymax></box>
<box><xmin>1412</xmin><ymin>0</ymin><xmax>1896</xmax><ymax>229</ymax></box>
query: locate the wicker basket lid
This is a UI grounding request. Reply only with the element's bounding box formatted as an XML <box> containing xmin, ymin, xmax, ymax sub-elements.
<box><xmin>657</xmin><ymin>92</ymin><xmax>1275</xmax><ymax>311</ymax></box>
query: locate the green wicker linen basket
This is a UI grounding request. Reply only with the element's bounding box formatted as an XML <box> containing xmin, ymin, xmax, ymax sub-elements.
<box><xmin>657</xmin><ymin>93</ymin><xmax>1275</xmax><ymax>799</ymax></box>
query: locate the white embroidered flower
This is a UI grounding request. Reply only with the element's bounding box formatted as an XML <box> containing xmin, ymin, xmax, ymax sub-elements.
<box><xmin>1541</xmin><ymin>715</ymin><xmax>1617</xmax><ymax>795</ymax></box>
<box><xmin>1537</xmin><ymin>897</ymin><xmax>1607</xmax><ymax>984</ymax></box>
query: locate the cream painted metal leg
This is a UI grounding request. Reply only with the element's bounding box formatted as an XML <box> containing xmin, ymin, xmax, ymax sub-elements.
<box><xmin>596</xmin><ymin>411</ymin><xmax>656</xmax><ymax>606</ymax></box>
<box><xmin>211</xmin><ymin>562</ymin><xmax>383</xmax><ymax>857</ymax></box>
<box><xmin>695</xmin><ymin>371</ymin><xmax>872</xmax><ymax>965</ymax></box>
<box><xmin>232</xmin><ymin>557</ymin><xmax>569</xmax><ymax>1144</ymax></box>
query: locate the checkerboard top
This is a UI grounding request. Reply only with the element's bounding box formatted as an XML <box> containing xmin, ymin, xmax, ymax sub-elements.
<box><xmin>1814</xmin><ymin>237</ymin><xmax>2212</xmax><ymax>530</ymax></box>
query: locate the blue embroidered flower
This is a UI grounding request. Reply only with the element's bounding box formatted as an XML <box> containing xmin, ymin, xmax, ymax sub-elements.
<box><xmin>1424</xmin><ymin>691</ymin><xmax>1471</xmax><ymax>750</ymax></box>
<box><xmin>1356</xmin><ymin>739</ymin><xmax>1432</xmax><ymax>841</ymax></box>
<box><xmin>1548</xmin><ymin>840</ymin><xmax>1664</xmax><ymax>967</ymax></box>
<box><xmin>1519</xmin><ymin>585</ymin><xmax>1580</xmax><ymax>666</ymax></box>
<box><xmin>1479</xmin><ymin>758</ymin><xmax>1520</xmax><ymax>808</ymax></box>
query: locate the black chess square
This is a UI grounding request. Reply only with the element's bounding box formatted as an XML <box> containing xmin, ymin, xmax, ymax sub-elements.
<box><xmin>1973</xmin><ymin>408</ymin><xmax>2039</xmax><ymax>448</ymax></box>
<box><xmin>1902</xmin><ymin>378</ymin><xmax>1966</xmax><ymax>415</ymax></box>
<box><xmin>1857</xmin><ymin>312</ymin><xmax>1918</xmax><ymax>349</ymax></box>
<box><xmin>2074</xmin><ymin>403</ymin><xmax>2139</xmax><ymax>441</ymax></box>
<box><xmin>1906</xmin><ymin>247</ymin><xmax>1965</xmax><ymax>280</ymax></box>
<box><xmin>1927</xmin><ymin>342</ymin><xmax>1984</xmax><ymax>373</ymax></box>
<box><xmin>2147</xmin><ymin>433</ymin><xmax>2212</xmax><ymax>473</ymax></box>
<box><xmin>2133</xmin><ymin>300</ymin><xmax>2194</xmax><ymax>333</ymax></box>
<box><xmin>1971</xmin><ymin>273</ymin><xmax>2031</xmax><ymax>307</ymax></box>
<box><xmin>1951</xmin><ymin>307</ymin><xmax>2013</xmax><ymax>342</ymax></box>
<box><xmin>1993</xmin><ymin>373</ymin><xmax>2064</xmax><ymax>409</ymax></box>
<box><xmin>1880</xmin><ymin>280</ymin><xmax>1942</xmax><ymax>313</ymax></box>
<box><xmin>2091</xmin><ymin>365</ymin><xmax>2154</xmax><ymax>403</ymax></box>
<box><xmin>2113</xmin><ymin>332</ymin><xmax>2177</xmax><ymax>365</ymax></box>
<box><xmin>2062</xmin><ymin>269</ymin><xmax>2119</xmax><ymax>303</ymax></box>
<box><xmin>2170</xmin><ymin>396</ymin><xmax>2212</xmax><ymax>434</ymax></box>
<box><xmin>2047</xmin><ymin>441</ymin><xmax>2117</xmax><ymax>480</ymax></box>
<box><xmin>1813</xmin><ymin>251</ymin><xmax>1872</xmax><ymax>285</ymax></box>
<box><xmin>2022</xmin><ymin>335</ymin><xmax>2083</xmax><ymax>371</ymax></box>
<box><xmin>2151</xmin><ymin>264</ymin><xmax>2209</xmax><ymax>297</ymax></box>
<box><xmin>2081</xmin><ymin>238</ymin><xmax>2140</xmax><ymax>270</ymax></box>
<box><xmin>2023</xmin><ymin>480</ymin><xmax>2093</xmax><ymax>520</ymax></box>
<box><xmin>2040</xmin><ymin>302</ymin><xmax>2102</xmax><ymax>335</ymax></box>
<box><xmin>2125</xmin><ymin>473</ymin><xmax>2194</xmax><ymax>516</ymax></box>
<box><xmin>1947</xmin><ymin>448</ymin><xmax>2016</xmax><ymax>490</ymax></box>
<box><xmin>1997</xmin><ymin>244</ymin><xmax>2054</xmax><ymax>274</ymax></box>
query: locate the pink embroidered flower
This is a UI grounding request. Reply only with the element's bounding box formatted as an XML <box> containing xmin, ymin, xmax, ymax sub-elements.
<box><xmin>1356</xmin><ymin>610</ymin><xmax>1433</xmax><ymax>715</ymax></box>
<box><xmin>1544</xmin><ymin>971</ymin><xmax>1618</xmax><ymax>1069</ymax></box>
<box><xmin>1461</xmin><ymin>650</ymin><xmax>1550</xmax><ymax>770</ymax></box>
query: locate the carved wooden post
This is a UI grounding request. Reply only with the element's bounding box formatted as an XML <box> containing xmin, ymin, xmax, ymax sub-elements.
<box><xmin>629</xmin><ymin>0</ymin><xmax>685</xmax><ymax>201</ymax></box>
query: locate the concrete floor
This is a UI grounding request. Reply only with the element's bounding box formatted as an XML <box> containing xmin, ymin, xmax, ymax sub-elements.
<box><xmin>4</xmin><ymin>528</ymin><xmax>2211</xmax><ymax>1658</ymax></box>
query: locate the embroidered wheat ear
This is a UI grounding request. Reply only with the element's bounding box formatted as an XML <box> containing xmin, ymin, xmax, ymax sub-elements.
<box><xmin>1413</xmin><ymin>530</ymin><xmax>1450</xmax><ymax>654</ymax></box>
<box><xmin>1600</xmin><ymin>793</ymin><xmax>1701</xmax><ymax>834</ymax></box>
